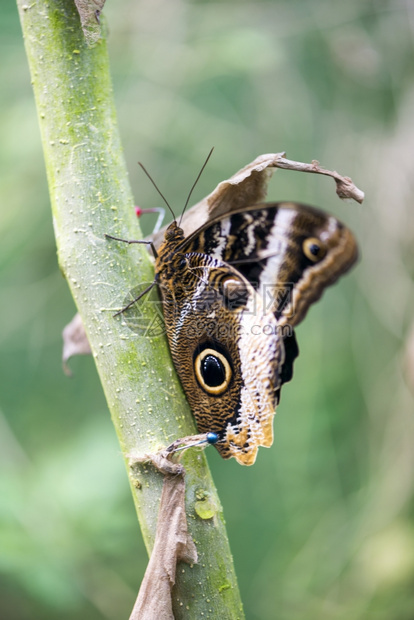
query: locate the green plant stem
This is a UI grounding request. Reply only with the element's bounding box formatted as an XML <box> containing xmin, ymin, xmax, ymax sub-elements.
<box><xmin>17</xmin><ymin>1</ymin><xmax>244</xmax><ymax>617</ymax></box>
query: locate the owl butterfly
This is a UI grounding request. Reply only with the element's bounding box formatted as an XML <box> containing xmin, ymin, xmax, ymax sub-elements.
<box><xmin>107</xmin><ymin>154</ymin><xmax>358</xmax><ymax>465</ymax></box>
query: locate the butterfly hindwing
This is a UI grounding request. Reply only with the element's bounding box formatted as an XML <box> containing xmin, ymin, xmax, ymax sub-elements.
<box><xmin>156</xmin><ymin>248</ymin><xmax>283</xmax><ymax>465</ymax></box>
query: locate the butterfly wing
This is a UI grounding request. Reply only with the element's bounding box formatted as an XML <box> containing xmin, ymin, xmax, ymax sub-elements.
<box><xmin>155</xmin><ymin>203</ymin><xmax>357</xmax><ymax>465</ymax></box>
<box><xmin>179</xmin><ymin>202</ymin><xmax>358</xmax><ymax>398</ymax></box>
<box><xmin>180</xmin><ymin>202</ymin><xmax>358</xmax><ymax>326</ymax></box>
<box><xmin>157</xmin><ymin>252</ymin><xmax>283</xmax><ymax>465</ymax></box>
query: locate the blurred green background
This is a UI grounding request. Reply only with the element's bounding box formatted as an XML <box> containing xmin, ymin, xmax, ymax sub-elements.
<box><xmin>1</xmin><ymin>1</ymin><xmax>414</xmax><ymax>618</ymax></box>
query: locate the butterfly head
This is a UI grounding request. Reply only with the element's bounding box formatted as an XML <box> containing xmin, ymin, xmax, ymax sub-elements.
<box><xmin>164</xmin><ymin>220</ymin><xmax>185</xmax><ymax>242</ymax></box>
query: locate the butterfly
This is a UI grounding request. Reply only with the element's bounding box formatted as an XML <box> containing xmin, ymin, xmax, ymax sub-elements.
<box><xmin>106</xmin><ymin>155</ymin><xmax>358</xmax><ymax>465</ymax></box>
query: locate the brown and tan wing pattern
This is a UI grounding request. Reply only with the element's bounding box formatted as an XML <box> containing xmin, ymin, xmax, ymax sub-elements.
<box><xmin>179</xmin><ymin>202</ymin><xmax>357</xmax><ymax>402</ymax></box>
<box><xmin>154</xmin><ymin>202</ymin><xmax>358</xmax><ymax>465</ymax></box>
<box><xmin>156</xmin><ymin>249</ymin><xmax>283</xmax><ymax>465</ymax></box>
<box><xmin>179</xmin><ymin>202</ymin><xmax>358</xmax><ymax>326</ymax></box>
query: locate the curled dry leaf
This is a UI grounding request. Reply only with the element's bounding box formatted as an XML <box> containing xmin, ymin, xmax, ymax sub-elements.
<box><xmin>151</xmin><ymin>152</ymin><xmax>364</xmax><ymax>247</ymax></box>
<box><xmin>74</xmin><ymin>0</ymin><xmax>106</xmax><ymax>45</ymax></box>
<box><xmin>62</xmin><ymin>312</ymin><xmax>92</xmax><ymax>376</ymax></box>
<box><xmin>275</xmin><ymin>157</ymin><xmax>365</xmax><ymax>203</ymax></box>
<box><xmin>128</xmin><ymin>453</ymin><xmax>197</xmax><ymax>620</ymax></box>
<box><xmin>151</xmin><ymin>152</ymin><xmax>283</xmax><ymax>247</ymax></box>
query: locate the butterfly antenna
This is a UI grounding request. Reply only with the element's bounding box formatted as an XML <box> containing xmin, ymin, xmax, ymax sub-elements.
<box><xmin>138</xmin><ymin>162</ymin><xmax>176</xmax><ymax>221</ymax></box>
<box><xmin>179</xmin><ymin>147</ymin><xmax>214</xmax><ymax>227</ymax></box>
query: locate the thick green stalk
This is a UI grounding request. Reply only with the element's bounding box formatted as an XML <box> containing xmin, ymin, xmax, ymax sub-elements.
<box><xmin>17</xmin><ymin>1</ymin><xmax>244</xmax><ymax>617</ymax></box>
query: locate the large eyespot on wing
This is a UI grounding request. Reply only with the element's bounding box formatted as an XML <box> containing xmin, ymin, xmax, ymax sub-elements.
<box><xmin>302</xmin><ymin>237</ymin><xmax>326</xmax><ymax>262</ymax></box>
<box><xmin>194</xmin><ymin>346</ymin><xmax>232</xmax><ymax>396</ymax></box>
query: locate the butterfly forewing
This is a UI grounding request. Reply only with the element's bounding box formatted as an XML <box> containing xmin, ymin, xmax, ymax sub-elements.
<box><xmin>180</xmin><ymin>202</ymin><xmax>358</xmax><ymax>326</ymax></box>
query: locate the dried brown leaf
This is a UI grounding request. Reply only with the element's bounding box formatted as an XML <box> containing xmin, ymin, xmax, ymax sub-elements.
<box><xmin>129</xmin><ymin>454</ymin><xmax>197</xmax><ymax>620</ymax></box>
<box><xmin>404</xmin><ymin>323</ymin><xmax>414</xmax><ymax>394</ymax></box>
<box><xmin>151</xmin><ymin>152</ymin><xmax>364</xmax><ymax>247</ymax></box>
<box><xmin>62</xmin><ymin>313</ymin><xmax>92</xmax><ymax>376</ymax></box>
<box><xmin>275</xmin><ymin>157</ymin><xmax>365</xmax><ymax>203</ymax></box>
<box><xmin>74</xmin><ymin>0</ymin><xmax>106</xmax><ymax>45</ymax></box>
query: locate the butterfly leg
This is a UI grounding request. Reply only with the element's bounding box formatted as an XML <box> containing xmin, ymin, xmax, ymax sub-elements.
<box><xmin>113</xmin><ymin>281</ymin><xmax>157</xmax><ymax>317</ymax></box>
<box><xmin>127</xmin><ymin>433</ymin><xmax>217</xmax><ymax>474</ymax></box>
<box><xmin>166</xmin><ymin>432</ymin><xmax>219</xmax><ymax>455</ymax></box>
<box><xmin>104</xmin><ymin>234</ymin><xmax>158</xmax><ymax>259</ymax></box>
